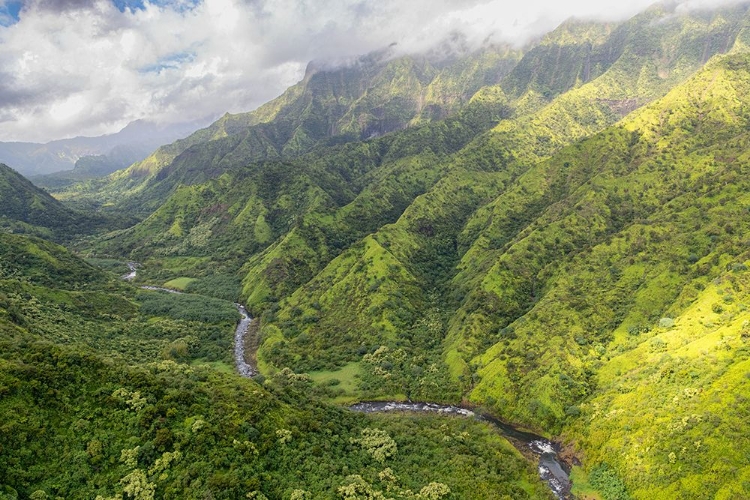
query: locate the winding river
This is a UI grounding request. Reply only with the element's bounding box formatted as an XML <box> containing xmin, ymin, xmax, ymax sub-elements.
<box><xmin>125</xmin><ymin>263</ymin><xmax>572</xmax><ymax>498</ymax></box>
<box><xmin>350</xmin><ymin>401</ymin><xmax>571</xmax><ymax>499</ymax></box>
<box><xmin>229</xmin><ymin>311</ymin><xmax>572</xmax><ymax>499</ymax></box>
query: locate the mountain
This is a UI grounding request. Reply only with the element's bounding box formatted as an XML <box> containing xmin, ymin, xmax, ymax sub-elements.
<box><xmin>29</xmin><ymin>144</ymin><xmax>171</xmax><ymax>191</ymax></box>
<box><xmin>455</xmin><ymin>49</ymin><xmax>750</xmax><ymax>498</ymax></box>
<box><xmin>62</xmin><ymin>44</ymin><xmax>523</xmax><ymax>217</ymax></box>
<box><xmin>0</xmin><ymin>163</ymin><xmax>134</xmax><ymax>241</ymax></box>
<box><xmin>0</xmin><ymin>162</ymin><xmax>100</xmax><ymax>240</ymax></box>
<box><xmin>10</xmin><ymin>2</ymin><xmax>750</xmax><ymax>499</ymax></box>
<box><xmin>92</xmin><ymin>2</ymin><xmax>750</xmax><ymax>326</ymax></box>
<box><xmin>0</xmin><ymin>119</ymin><xmax>205</xmax><ymax>178</ymax></box>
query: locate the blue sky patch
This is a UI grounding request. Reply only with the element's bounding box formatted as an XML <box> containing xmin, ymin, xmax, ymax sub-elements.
<box><xmin>0</xmin><ymin>1</ymin><xmax>22</xmax><ymax>27</ymax></box>
<box><xmin>140</xmin><ymin>51</ymin><xmax>196</xmax><ymax>74</ymax></box>
<box><xmin>113</xmin><ymin>0</ymin><xmax>201</xmax><ymax>14</ymax></box>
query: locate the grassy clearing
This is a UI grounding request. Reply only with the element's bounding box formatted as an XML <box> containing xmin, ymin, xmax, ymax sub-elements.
<box><xmin>163</xmin><ymin>276</ymin><xmax>196</xmax><ymax>290</ymax></box>
<box><xmin>308</xmin><ymin>361</ymin><xmax>363</xmax><ymax>400</ymax></box>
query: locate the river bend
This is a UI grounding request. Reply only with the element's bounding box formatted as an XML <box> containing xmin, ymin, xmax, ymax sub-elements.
<box><xmin>124</xmin><ymin>263</ymin><xmax>571</xmax><ymax>498</ymax></box>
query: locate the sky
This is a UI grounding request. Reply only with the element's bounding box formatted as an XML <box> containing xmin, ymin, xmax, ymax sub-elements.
<box><xmin>0</xmin><ymin>0</ymin><xmax>739</xmax><ymax>143</ymax></box>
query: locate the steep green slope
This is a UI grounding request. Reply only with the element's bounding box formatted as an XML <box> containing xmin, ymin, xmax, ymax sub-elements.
<box><xmin>0</xmin><ymin>232</ymin><xmax>108</xmax><ymax>288</ymax></box>
<box><xmin>257</xmin><ymin>3</ymin><xmax>750</xmax><ymax>383</ymax></box>
<box><xmin>569</xmin><ymin>266</ymin><xmax>750</xmax><ymax>499</ymax></box>
<box><xmin>0</xmin><ymin>163</ymin><xmax>94</xmax><ymax>240</ymax></box>
<box><xmin>90</xmin><ymin>90</ymin><xmax>512</xmax><ymax>293</ymax></box>
<box><xmin>454</xmin><ymin>51</ymin><xmax>750</xmax><ymax>498</ymax></box>
<box><xmin>62</xmin><ymin>45</ymin><xmax>521</xmax><ymax>217</ymax></box>
<box><xmin>460</xmin><ymin>49</ymin><xmax>750</xmax><ymax>420</ymax></box>
<box><xmin>0</xmin><ymin>163</ymin><xmax>133</xmax><ymax>241</ymax></box>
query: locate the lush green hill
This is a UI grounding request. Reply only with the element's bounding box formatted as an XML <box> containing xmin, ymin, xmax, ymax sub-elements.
<box><xmin>0</xmin><ymin>232</ymin><xmax>550</xmax><ymax>499</ymax></box>
<box><xmin>456</xmin><ymin>49</ymin><xmax>750</xmax><ymax>498</ymax></box>
<box><xmin>0</xmin><ymin>163</ymin><xmax>132</xmax><ymax>241</ymax></box>
<box><xmin>0</xmin><ymin>163</ymin><xmax>87</xmax><ymax>239</ymax></box>
<box><xmin>19</xmin><ymin>3</ymin><xmax>750</xmax><ymax>499</ymax></box>
<box><xmin>0</xmin><ymin>232</ymin><xmax>109</xmax><ymax>289</ymax></box>
<box><xmin>251</xmin><ymin>2</ymin><xmax>750</xmax><ymax>380</ymax></box>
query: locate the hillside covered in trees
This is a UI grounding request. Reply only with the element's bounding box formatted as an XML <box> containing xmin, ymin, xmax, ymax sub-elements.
<box><xmin>3</xmin><ymin>2</ymin><xmax>750</xmax><ymax>499</ymax></box>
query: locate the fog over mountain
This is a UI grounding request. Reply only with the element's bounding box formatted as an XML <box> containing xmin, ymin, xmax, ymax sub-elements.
<box><xmin>2</xmin><ymin>0</ymin><xmax>738</xmax><ymax>143</ymax></box>
<box><xmin>0</xmin><ymin>118</ymin><xmax>210</xmax><ymax>176</ymax></box>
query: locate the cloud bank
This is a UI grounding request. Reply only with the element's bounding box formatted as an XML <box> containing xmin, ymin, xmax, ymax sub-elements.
<box><xmin>0</xmin><ymin>0</ymin><xmax>740</xmax><ymax>142</ymax></box>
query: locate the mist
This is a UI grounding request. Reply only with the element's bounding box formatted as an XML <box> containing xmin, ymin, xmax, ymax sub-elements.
<box><xmin>0</xmin><ymin>0</ymin><xmax>743</xmax><ymax>143</ymax></box>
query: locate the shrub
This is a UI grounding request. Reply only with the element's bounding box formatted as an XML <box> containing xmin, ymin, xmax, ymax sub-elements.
<box><xmin>658</xmin><ymin>317</ymin><xmax>675</xmax><ymax>328</ymax></box>
<box><xmin>588</xmin><ymin>463</ymin><xmax>631</xmax><ymax>500</ymax></box>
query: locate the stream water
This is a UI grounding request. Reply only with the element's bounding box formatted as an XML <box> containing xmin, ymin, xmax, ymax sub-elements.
<box><xmin>123</xmin><ymin>263</ymin><xmax>571</xmax><ymax>498</ymax></box>
<box><xmin>227</xmin><ymin>304</ymin><xmax>572</xmax><ymax>498</ymax></box>
<box><xmin>233</xmin><ymin>304</ymin><xmax>256</xmax><ymax>377</ymax></box>
<box><xmin>122</xmin><ymin>262</ymin><xmax>137</xmax><ymax>281</ymax></box>
<box><xmin>350</xmin><ymin>401</ymin><xmax>571</xmax><ymax>499</ymax></box>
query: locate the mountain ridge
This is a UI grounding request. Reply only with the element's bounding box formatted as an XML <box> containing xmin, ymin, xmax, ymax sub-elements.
<box><xmin>6</xmin><ymin>3</ymin><xmax>750</xmax><ymax>499</ymax></box>
<box><xmin>59</xmin><ymin>44</ymin><xmax>522</xmax><ymax>217</ymax></box>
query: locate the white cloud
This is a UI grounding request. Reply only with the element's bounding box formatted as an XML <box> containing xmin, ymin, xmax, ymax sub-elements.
<box><xmin>0</xmin><ymin>0</ymin><xmax>741</xmax><ymax>142</ymax></box>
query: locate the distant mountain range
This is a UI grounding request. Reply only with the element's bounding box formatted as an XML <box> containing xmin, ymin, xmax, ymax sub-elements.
<box><xmin>0</xmin><ymin>119</ymin><xmax>209</xmax><ymax>179</ymax></box>
<box><xmin>3</xmin><ymin>2</ymin><xmax>750</xmax><ymax>498</ymax></box>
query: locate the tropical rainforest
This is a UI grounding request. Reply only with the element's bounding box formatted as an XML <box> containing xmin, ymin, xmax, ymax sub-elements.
<box><xmin>2</xmin><ymin>1</ymin><xmax>750</xmax><ymax>499</ymax></box>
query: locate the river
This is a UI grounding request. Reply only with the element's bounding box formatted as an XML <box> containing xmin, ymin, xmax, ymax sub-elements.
<box><xmin>124</xmin><ymin>262</ymin><xmax>572</xmax><ymax>498</ymax></box>
<box><xmin>122</xmin><ymin>262</ymin><xmax>137</xmax><ymax>281</ymax></box>
<box><xmin>350</xmin><ymin>401</ymin><xmax>571</xmax><ymax>499</ymax></box>
<box><xmin>230</xmin><ymin>315</ymin><xmax>572</xmax><ymax>498</ymax></box>
<box><xmin>234</xmin><ymin>304</ymin><xmax>257</xmax><ymax>377</ymax></box>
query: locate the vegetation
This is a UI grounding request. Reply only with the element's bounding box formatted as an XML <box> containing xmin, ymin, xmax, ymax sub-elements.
<box><xmin>0</xmin><ymin>233</ymin><xmax>550</xmax><ymax>498</ymax></box>
<box><xmin>0</xmin><ymin>163</ymin><xmax>133</xmax><ymax>242</ymax></box>
<box><xmin>0</xmin><ymin>341</ymin><xmax>550</xmax><ymax>499</ymax></box>
<box><xmin>5</xmin><ymin>3</ymin><xmax>750</xmax><ymax>498</ymax></box>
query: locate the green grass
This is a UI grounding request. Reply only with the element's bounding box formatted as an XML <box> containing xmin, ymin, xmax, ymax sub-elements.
<box><xmin>163</xmin><ymin>276</ymin><xmax>196</xmax><ymax>290</ymax></box>
<box><xmin>127</xmin><ymin>256</ymin><xmax>212</xmax><ymax>284</ymax></box>
<box><xmin>307</xmin><ymin>361</ymin><xmax>363</xmax><ymax>401</ymax></box>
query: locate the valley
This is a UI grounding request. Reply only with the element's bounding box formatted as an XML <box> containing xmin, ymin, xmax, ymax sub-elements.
<box><xmin>2</xmin><ymin>1</ymin><xmax>750</xmax><ymax>499</ymax></box>
<box><xmin>128</xmin><ymin>263</ymin><xmax>570</xmax><ymax>497</ymax></box>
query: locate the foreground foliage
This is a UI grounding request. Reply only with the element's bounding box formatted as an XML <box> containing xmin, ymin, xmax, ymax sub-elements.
<box><xmin>0</xmin><ymin>341</ymin><xmax>550</xmax><ymax>499</ymax></box>
<box><xmin>9</xmin><ymin>3</ymin><xmax>750</xmax><ymax>498</ymax></box>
